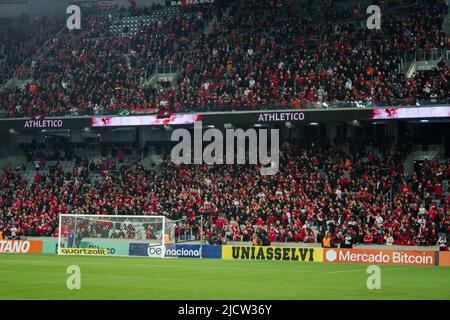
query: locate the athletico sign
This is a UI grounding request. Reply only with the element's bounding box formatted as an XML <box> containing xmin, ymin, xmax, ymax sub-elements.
<box><xmin>222</xmin><ymin>245</ymin><xmax>323</xmax><ymax>262</ymax></box>
<box><xmin>257</xmin><ymin>112</ymin><xmax>305</xmax><ymax>122</ymax></box>
<box><xmin>324</xmin><ymin>248</ymin><xmax>436</xmax><ymax>266</ymax></box>
<box><xmin>0</xmin><ymin>117</ymin><xmax>90</xmax><ymax>130</ymax></box>
<box><xmin>0</xmin><ymin>240</ymin><xmax>42</xmax><ymax>254</ymax></box>
<box><xmin>23</xmin><ymin>119</ymin><xmax>64</xmax><ymax>128</ymax></box>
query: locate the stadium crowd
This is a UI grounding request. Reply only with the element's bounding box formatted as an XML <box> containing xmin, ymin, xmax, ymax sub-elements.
<box><xmin>0</xmin><ymin>142</ymin><xmax>448</xmax><ymax>248</ymax></box>
<box><xmin>0</xmin><ymin>0</ymin><xmax>449</xmax><ymax>117</ymax></box>
<box><xmin>0</xmin><ymin>0</ymin><xmax>449</xmax><ymax>248</ymax></box>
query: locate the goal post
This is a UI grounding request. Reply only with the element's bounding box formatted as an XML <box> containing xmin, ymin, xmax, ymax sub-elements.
<box><xmin>57</xmin><ymin>214</ymin><xmax>176</xmax><ymax>258</ymax></box>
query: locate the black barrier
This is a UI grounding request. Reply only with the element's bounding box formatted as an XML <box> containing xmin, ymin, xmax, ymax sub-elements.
<box><xmin>0</xmin><ymin>117</ymin><xmax>91</xmax><ymax>131</ymax></box>
<box><xmin>1</xmin><ymin>104</ymin><xmax>449</xmax><ymax>131</ymax></box>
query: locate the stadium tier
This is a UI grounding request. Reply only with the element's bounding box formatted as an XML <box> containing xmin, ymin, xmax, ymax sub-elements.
<box><xmin>0</xmin><ymin>140</ymin><xmax>449</xmax><ymax>248</ymax></box>
<box><xmin>0</xmin><ymin>0</ymin><xmax>448</xmax><ymax>118</ymax></box>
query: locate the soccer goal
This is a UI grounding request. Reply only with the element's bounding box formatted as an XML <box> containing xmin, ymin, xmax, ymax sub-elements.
<box><xmin>57</xmin><ymin>214</ymin><xmax>176</xmax><ymax>258</ymax></box>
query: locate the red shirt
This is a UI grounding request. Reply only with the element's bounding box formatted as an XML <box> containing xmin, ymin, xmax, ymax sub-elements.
<box><xmin>34</xmin><ymin>172</ymin><xmax>41</xmax><ymax>183</ymax></box>
<box><xmin>364</xmin><ymin>233</ymin><xmax>373</xmax><ymax>244</ymax></box>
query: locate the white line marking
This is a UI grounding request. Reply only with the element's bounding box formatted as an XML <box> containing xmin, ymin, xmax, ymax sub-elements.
<box><xmin>328</xmin><ymin>267</ymin><xmax>410</xmax><ymax>273</ymax></box>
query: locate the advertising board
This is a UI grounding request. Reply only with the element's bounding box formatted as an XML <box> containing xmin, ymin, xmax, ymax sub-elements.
<box><xmin>324</xmin><ymin>248</ymin><xmax>436</xmax><ymax>266</ymax></box>
<box><xmin>0</xmin><ymin>240</ymin><xmax>43</xmax><ymax>254</ymax></box>
<box><xmin>42</xmin><ymin>239</ymin><xmax>129</xmax><ymax>256</ymax></box>
<box><xmin>128</xmin><ymin>243</ymin><xmax>222</xmax><ymax>258</ymax></box>
<box><xmin>222</xmin><ymin>245</ymin><xmax>323</xmax><ymax>262</ymax></box>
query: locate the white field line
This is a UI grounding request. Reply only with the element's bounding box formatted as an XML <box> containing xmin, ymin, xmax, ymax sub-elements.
<box><xmin>327</xmin><ymin>267</ymin><xmax>411</xmax><ymax>273</ymax></box>
<box><xmin>0</xmin><ymin>259</ymin><xmax>324</xmax><ymax>273</ymax></box>
<box><xmin>0</xmin><ymin>258</ymin><xmax>412</xmax><ymax>274</ymax></box>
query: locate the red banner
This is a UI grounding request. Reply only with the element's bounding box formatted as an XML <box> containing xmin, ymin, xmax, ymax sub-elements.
<box><xmin>0</xmin><ymin>240</ymin><xmax>43</xmax><ymax>254</ymax></box>
<box><xmin>78</xmin><ymin>0</ymin><xmax>119</xmax><ymax>11</ymax></box>
<box><xmin>167</xmin><ymin>0</ymin><xmax>215</xmax><ymax>6</ymax></box>
<box><xmin>439</xmin><ymin>251</ymin><xmax>450</xmax><ymax>267</ymax></box>
<box><xmin>132</xmin><ymin>108</ymin><xmax>159</xmax><ymax>115</ymax></box>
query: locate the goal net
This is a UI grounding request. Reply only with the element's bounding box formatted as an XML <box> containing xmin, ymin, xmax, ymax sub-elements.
<box><xmin>57</xmin><ymin>214</ymin><xmax>176</xmax><ymax>258</ymax></box>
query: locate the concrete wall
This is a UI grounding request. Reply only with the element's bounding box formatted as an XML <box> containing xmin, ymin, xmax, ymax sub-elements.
<box><xmin>119</xmin><ymin>0</ymin><xmax>166</xmax><ymax>8</ymax></box>
<box><xmin>139</xmin><ymin>126</ymin><xmax>171</xmax><ymax>143</ymax></box>
<box><xmin>0</xmin><ymin>0</ymin><xmax>69</xmax><ymax>18</ymax></box>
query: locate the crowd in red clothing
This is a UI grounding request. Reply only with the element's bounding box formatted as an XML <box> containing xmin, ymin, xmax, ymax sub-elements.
<box><xmin>0</xmin><ymin>142</ymin><xmax>448</xmax><ymax>248</ymax></box>
<box><xmin>0</xmin><ymin>0</ymin><xmax>449</xmax><ymax>118</ymax></box>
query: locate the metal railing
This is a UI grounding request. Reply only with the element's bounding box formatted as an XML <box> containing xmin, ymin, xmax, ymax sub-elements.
<box><xmin>383</xmin><ymin>188</ymin><xmax>395</xmax><ymax>211</ymax></box>
<box><xmin>154</xmin><ymin>64</ymin><xmax>180</xmax><ymax>74</ymax></box>
<box><xmin>401</xmin><ymin>49</ymin><xmax>447</xmax><ymax>64</ymax></box>
<box><xmin>399</xmin><ymin>49</ymin><xmax>448</xmax><ymax>76</ymax></box>
<box><xmin>141</xmin><ymin>63</ymin><xmax>181</xmax><ymax>87</ymax></box>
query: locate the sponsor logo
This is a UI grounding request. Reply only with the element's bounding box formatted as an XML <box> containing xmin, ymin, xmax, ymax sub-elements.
<box><xmin>325</xmin><ymin>249</ymin><xmax>337</xmax><ymax>262</ymax></box>
<box><xmin>129</xmin><ymin>243</ymin><xmax>205</xmax><ymax>258</ymax></box>
<box><xmin>165</xmin><ymin>246</ymin><xmax>202</xmax><ymax>258</ymax></box>
<box><xmin>59</xmin><ymin>247</ymin><xmax>108</xmax><ymax>255</ymax></box>
<box><xmin>147</xmin><ymin>245</ymin><xmax>165</xmax><ymax>258</ymax></box>
<box><xmin>87</xmin><ymin>245</ymin><xmax>116</xmax><ymax>255</ymax></box>
<box><xmin>222</xmin><ymin>245</ymin><xmax>323</xmax><ymax>262</ymax></box>
<box><xmin>324</xmin><ymin>249</ymin><xmax>435</xmax><ymax>266</ymax></box>
<box><xmin>0</xmin><ymin>240</ymin><xmax>42</xmax><ymax>254</ymax></box>
<box><xmin>45</xmin><ymin>241</ymin><xmax>126</xmax><ymax>255</ymax></box>
<box><xmin>129</xmin><ymin>243</ymin><xmax>164</xmax><ymax>257</ymax></box>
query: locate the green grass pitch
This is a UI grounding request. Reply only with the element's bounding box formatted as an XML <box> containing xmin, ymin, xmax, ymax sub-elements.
<box><xmin>1</xmin><ymin>253</ymin><xmax>449</xmax><ymax>300</ymax></box>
